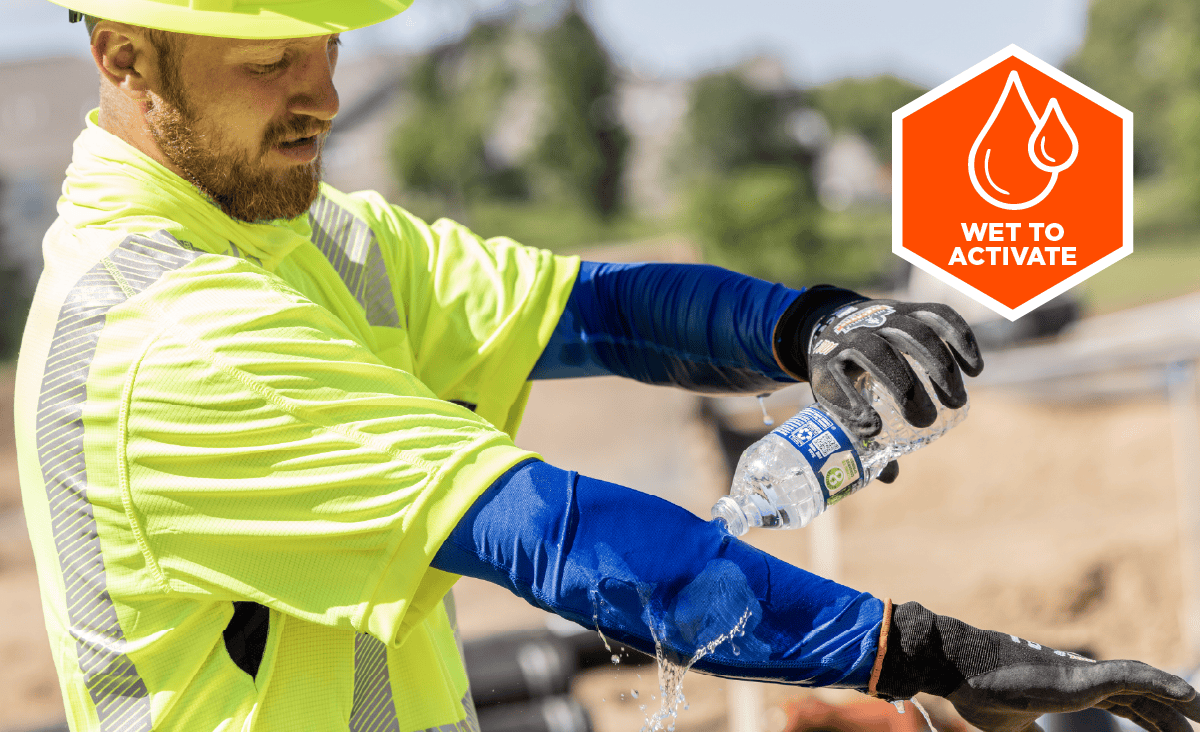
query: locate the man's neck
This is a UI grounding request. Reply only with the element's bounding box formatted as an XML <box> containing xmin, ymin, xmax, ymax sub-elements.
<box><xmin>97</xmin><ymin>88</ymin><xmax>188</xmax><ymax>181</ymax></box>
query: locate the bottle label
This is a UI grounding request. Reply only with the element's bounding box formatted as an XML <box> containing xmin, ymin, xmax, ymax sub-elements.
<box><xmin>772</xmin><ymin>406</ymin><xmax>865</xmax><ymax>505</ymax></box>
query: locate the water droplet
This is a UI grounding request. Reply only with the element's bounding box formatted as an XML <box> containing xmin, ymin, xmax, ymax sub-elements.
<box><xmin>758</xmin><ymin>395</ymin><xmax>774</xmax><ymax>426</ymax></box>
<box><xmin>967</xmin><ymin>69</ymin><xmax>1073</xmax><ymax>210</ymax></box>
<box><xmin>1029</xmin><ymin>98</ymin><xmax>1078</xmax><ymax>173</ymax></box>
<box><xmin>684</xmin><ymin>704</ymin><xmax>690</xmax><ymax>711</ymax></box>
<box><xmin>591</xmin><ymin>601</ymin><xmax>613</xmax><ymax>653</ymax></box>
<box><xmin>731</xmin><ymin>643</ymin><xmax>740</xmax><ymax>656</ymax></box>
<box><xmin>632</xmin><ymin>689</ymin><xmax>639</xmax><ymax>699</ymax></box>
<box><xmin>611</xmin><ymin>654</ymin><xmax>620</xmax><ymax>664</ymax></box>
<box><xmin>640</xmin><ymin>705</ymin><xmax>647</xmax><ymax>712</ymax></box>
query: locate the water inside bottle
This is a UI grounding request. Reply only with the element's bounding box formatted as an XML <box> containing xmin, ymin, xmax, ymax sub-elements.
<box><xmin>853</xmin><ymin>358</ymin><xmax>968</xmax><ymax>473</ymax></box>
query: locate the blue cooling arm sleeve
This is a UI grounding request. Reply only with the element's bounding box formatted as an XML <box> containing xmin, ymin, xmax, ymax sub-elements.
<box><xmin>432</xmin><ymin>460</ymin><xmax>882</xmax><ymax>688</ymax></box>
<box><xmin>529</xmin><ymin>261</ymin><xmax>802</xmax><ymax>394</ymax></box>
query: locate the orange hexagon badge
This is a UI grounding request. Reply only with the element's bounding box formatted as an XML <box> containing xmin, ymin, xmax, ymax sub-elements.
<box><xmin>894</xmin><ymin>45</ymin><xmax>1132</xmax><ymax>320</ymax></box>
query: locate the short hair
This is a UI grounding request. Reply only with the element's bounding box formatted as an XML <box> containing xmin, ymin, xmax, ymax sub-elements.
<box><xmin>78</xmin><ymin>13</ymin><xmax>183</xmax><ymax>63</ymax></box>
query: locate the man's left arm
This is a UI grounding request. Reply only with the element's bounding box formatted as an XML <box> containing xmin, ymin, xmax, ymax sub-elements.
<box><xmin>530</xmin><ymin>263</ymin><xmax>985</xmax><ymax>480</ymax></box>
<box><xmin>530</xmin><ymin>261</ymin><xmax>799</xmax><ymax>393</ymax></box>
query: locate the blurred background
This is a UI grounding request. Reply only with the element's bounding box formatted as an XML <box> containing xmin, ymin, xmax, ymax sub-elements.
<box><xmin>2</xmin><ymin>0</ymin><xmax>1200</xmax><ymax>731</ymax></box>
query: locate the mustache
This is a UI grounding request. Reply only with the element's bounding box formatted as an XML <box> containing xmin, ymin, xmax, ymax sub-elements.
<box><xmin>264</xmin><ymin>118</ymin><xmax>333</xmax><ymax>149</ymax></box>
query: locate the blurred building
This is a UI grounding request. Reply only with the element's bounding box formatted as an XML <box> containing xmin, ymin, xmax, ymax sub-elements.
<box><xmin>0</xmin><ymin>56</ymin><xmax>99</xmax><ymax>296</ymax></box>
<box><xmin>814</xmin><ymin>132</ymin><xmax>890</xmax><ymax>211</ymax></box>
<box><xmin>614</xmin><ymin>77</ymin><xmax>689</xmax><ymax>217</ymax></box>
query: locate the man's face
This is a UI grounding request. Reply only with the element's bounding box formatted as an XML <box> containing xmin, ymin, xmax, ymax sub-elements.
<box><xmin>144</xmin><ymin>32</ymin><xmax>341</xmax><ymax>224</ymax></box>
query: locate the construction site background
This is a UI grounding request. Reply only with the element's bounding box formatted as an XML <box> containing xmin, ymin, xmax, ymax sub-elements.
<box><xmin>3</xmin><ymin>0</ymin><xmax>1200</xmax><ymax>730</ymax></box>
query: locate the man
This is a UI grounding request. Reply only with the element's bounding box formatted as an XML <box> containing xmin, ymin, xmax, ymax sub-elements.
<box><xmin>15</xmin><ymin>1</ymin><xmax>1199</xmax><ymax>731</ymax></box>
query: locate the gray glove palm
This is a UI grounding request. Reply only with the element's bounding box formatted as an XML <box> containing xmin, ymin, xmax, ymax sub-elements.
<box><xmin>774</xmin><ymin>286</ymin><xmax>984</xmax><ymax>482</ymax></box>
<box><xmin>876</xmin><ymin>602</ymin><xmax>1200</xmax><ymax>732</ymax></box>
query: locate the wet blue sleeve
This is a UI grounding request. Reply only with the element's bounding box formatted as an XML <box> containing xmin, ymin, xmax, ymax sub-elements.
<box><xmin>529</xmin><ymin>261</ymin><xmax>802</xmax><ymax>394</ymax></box>
<box><xmin>432</xmin><ymin>460</ymin><xmax>882</xmax><ymax>688</ymax></box>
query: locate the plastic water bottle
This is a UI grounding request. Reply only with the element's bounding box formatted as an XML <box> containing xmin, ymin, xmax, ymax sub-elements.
<box><xmin>711</xmin><ymin>361</ymin><xmax>968</xmax><ymax>536</ymax></box>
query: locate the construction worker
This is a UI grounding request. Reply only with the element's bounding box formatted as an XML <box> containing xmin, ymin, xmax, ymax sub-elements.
<box><xmin>14</xmin><ymin>1</ymin><xmax>1199</xmax><ymax>731</ymax></box>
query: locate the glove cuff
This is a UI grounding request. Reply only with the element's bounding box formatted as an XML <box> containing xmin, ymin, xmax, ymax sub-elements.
<box><xmin>771</xmin><ymin>285</ymin><xmax>868</xmax><ymax>380</ymax></box>
<box><xmin>873</xmin><ymin>601</ymin><xmax>967</xmax><ymax>701</ymax></box>
<box><xmin>867</xmin><ymin>598</ymin><xmax>893</xmax><ymax>697</ymax></box>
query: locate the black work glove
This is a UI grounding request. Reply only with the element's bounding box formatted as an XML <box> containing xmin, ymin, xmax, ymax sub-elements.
<box><xmin>773</xmin><ymin>286</ymin><xmax>985</xmax><ymax>473</ymax></box>
<box><xmin>875</xmin><ymin>601</ymin><xmax>1200</xmax><ymax>732</ymax></box>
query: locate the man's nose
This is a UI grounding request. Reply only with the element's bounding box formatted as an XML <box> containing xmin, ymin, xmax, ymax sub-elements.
<box><xmin>289</xmin><ymin>45</ymin><xmax>339</xmax><ymax>122</ymax></box>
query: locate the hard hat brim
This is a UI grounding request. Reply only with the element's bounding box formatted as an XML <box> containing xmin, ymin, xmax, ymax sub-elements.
<box><xmin>53</xmin><ymin>0</ymin><xmax>413</xmax><ymax>39</ymax></box>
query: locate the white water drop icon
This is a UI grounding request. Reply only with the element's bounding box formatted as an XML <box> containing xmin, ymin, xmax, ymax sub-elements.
<box><xmin>967</xmin><ymin>70</ymin><xmax>1078</xmax><ymax>210</ymax></box>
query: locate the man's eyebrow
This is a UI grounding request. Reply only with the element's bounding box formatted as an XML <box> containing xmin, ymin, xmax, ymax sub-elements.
<box><xmin>228</xmin><ymin>39</ymin><xmax>301</xmax><ymax>58</ymax></box>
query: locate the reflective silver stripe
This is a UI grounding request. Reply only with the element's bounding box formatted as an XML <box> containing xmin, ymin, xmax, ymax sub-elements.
<box><xmin>350</xmin><ymin>593</ymin><xmax>480</xmax><ymax>732</ymax></box>
<box><xmin>425</xmin><ymin>705</ymin><xmax>479</xmax><ymax>732</ymax></box>
<box><xmin>308</xmin><ymin>194</ymin><xmax>401</xmax><ymax>328</ymax></box>
<box><xmin>350</xmin><ymin>632</ymin><xmax>401</xmax><ymax>732</ymax></box>
<box><xmin>443</xmin><ymin>592</ymin><xmax>481</xmax><ymax>732</ymax></box>
<box><xmin>36</xmin><ymin>231</ymin><xmax>201</xmax><ymax>731</ymax></box>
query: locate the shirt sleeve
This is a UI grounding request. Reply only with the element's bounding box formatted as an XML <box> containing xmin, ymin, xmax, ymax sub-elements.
<box><xmin>119</xmin><ymin>261</ymin><xmax>538</xmax><ymax>647</ymax></box>
<box><xmin>356</xmin><ymin>195</ymin><xmax>580</xmax><ymax>434</ymax></box>
<box><xmin>529</xmin><ymin>261</ymin><xmax>801</xmax><ymax>393</ymax></box>
<box><xmin>432</xmin><ymin>460</ymin><xmax>882</xmax><ymax>688</ymax></box>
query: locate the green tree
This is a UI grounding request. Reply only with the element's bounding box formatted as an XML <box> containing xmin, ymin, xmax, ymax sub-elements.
<box><xmin>676</xmin><ymin>70</ymin><xmax>826</xmax><ymax>287</ymax></box>
<box><xmin>390</xmin><ymin>22</ymin><xmax>524</xmax><ymax>219</ymax></box>
<box><xmin>807</xmin><ymin>75</ymin><xmax>925</xmax><ymax>160</ymax></box>
<box><xmin>686</xmin><ymin>165</ymin><xmax>825</xmax><ymax>286</ymax></box>
<box><xmin>532</xmin><ymin>4</ymin><xmax>630</xmax><ymax>219</ymax></box>
<box><xmin>0</xmin><ymin>176</ymin><xmax>29</xmax><ymax>360</ymax></box>
<box><xmin>1065</xmin><ymin>0</ymin><xmax>1200</xmax><ymax>203</ymax></box>
<box><xmin>682</xmin><ymin>72</ymin><xmax>807</xmax><ymax>175</ymax></box>
<box><xmin>390</xmin><ymin>6</ymin><xmax>632</xmax><ymax>232</ymax></box>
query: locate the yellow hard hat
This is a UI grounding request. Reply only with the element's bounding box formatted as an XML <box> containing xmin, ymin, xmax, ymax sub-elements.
<box><xmin>51</xmin><ymin>0</ymin><xmax>413</xmax><ymax>39</ymax></box>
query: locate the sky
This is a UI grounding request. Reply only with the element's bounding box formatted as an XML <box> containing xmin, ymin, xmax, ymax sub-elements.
<box><xmin>10</xmin><ymin>0</ymin><xmax>1090</xmax><ymax>89</ymax></box>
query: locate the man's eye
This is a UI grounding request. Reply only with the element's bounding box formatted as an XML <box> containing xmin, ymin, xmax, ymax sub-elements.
<box><xmin>250</xmin><ymin>58</ymin><xmax>288</xmax><ymax>75</ymax></box>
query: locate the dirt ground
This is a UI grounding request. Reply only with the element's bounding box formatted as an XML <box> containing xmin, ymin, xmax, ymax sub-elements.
<box><xmin>0</xmin><ymin>360</ymin><xmax>1195</xmax><ymax>732</ymax></box>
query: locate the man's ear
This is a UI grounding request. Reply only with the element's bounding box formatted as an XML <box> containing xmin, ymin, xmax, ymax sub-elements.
<box><xmin>92</xmin><ymin>23</ymin><xmax>161</xmax><ymax>100</ymax></box>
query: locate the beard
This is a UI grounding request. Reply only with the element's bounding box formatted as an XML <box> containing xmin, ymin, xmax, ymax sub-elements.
<box><xmin>145</xmin><ymin>73</ymin><xmax>329</xmax><ymax>224</ymax></box>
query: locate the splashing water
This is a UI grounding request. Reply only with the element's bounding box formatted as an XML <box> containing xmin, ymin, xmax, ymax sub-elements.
<box><xmin>891</xmin><ymin>698</ymin><xmax>938</xmax><ymax>732</ymax></box>
<box><xmin>910</xmin><ymin>698</ymin><xmax>937</xmax><ymax>732</ymax></box>
<box><xmin>757</xmin><ymin>395</ymin><xmax>774</xmax><ymax>426</ymax></box>
<box><xmin>638</xmin><ymin>608</ymin><xmax>753</xmax><ymax>732</ymax></box>
<box><xmin>592</xmin><ymin>595</ymin><xmax>614</xmax><ymax>654</ymax></box>
<box><xmin>611</xmin><ymin>654</ymin><xmax>621</xmax><ymax>665</ymax></box>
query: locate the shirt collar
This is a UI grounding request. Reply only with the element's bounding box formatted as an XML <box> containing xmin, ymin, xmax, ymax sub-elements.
<box><xmin>60</xmin><ymin>108</ymin><xmax>313</xmax><ymax>271</ymax></box>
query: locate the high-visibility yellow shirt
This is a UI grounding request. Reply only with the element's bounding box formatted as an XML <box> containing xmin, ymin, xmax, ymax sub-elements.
<box><xmin>14</xmin><ymin>109</ymin><xmax>578</xmax><ymax>732</ymax></box>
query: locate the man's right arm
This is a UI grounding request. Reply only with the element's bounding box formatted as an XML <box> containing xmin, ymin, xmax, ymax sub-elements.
<box><xmin>432</xmin><ymin>459</ymin><xmax>1200</xmax><ymax>732</ymax></box>
<box><xmin>432</xmin><ymin>458</ymin><xmax>882</xmax><ymax>688</ymax></box>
